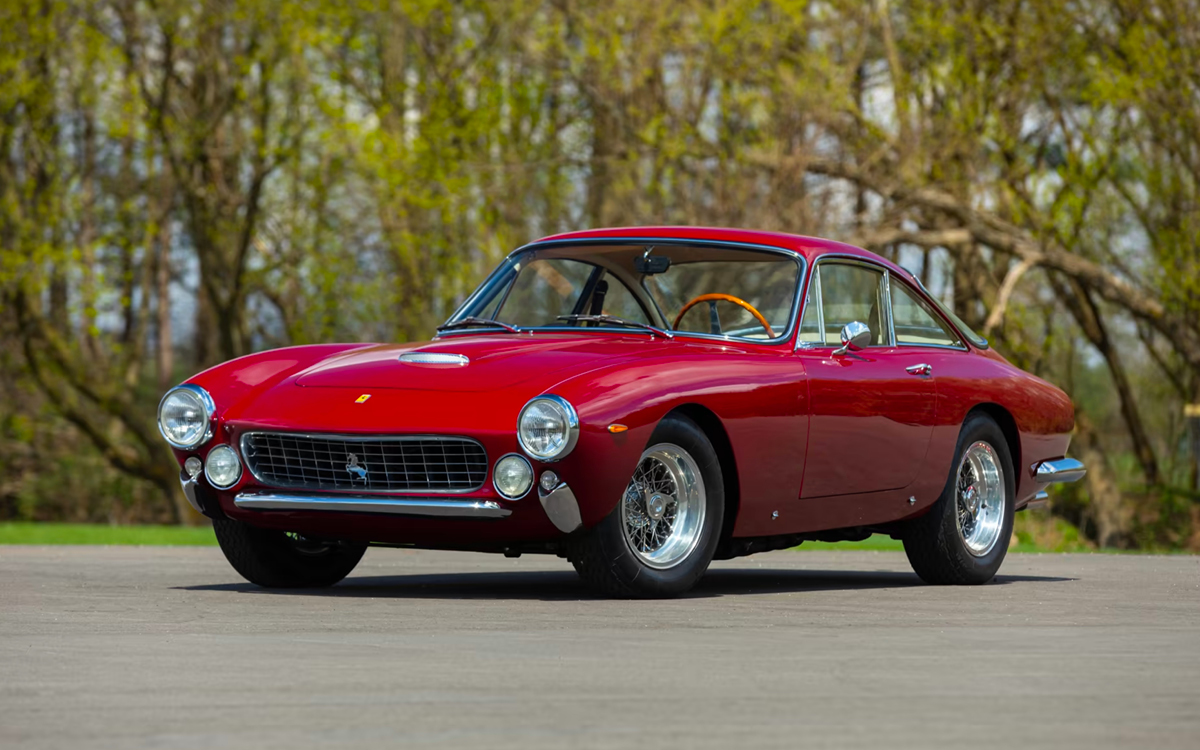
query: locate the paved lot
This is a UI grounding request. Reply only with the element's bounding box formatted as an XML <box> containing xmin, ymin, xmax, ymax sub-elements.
<box><xmin>1</xmin><ymin>546</ymin><xmax>1198</xmax><ymax>749</ymax></box>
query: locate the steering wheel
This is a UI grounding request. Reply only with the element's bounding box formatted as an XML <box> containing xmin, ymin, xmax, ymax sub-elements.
<box><xmin>673</xmin><ymin>294</ymin><xmax>775</xmax><ymax>337</ymax></box>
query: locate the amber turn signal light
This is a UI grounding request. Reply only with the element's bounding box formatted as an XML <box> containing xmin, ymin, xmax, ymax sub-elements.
<box><xmin>607</xmin><ymin>424</ymin><xmax>628</xmax><ymax>433</ymax></box>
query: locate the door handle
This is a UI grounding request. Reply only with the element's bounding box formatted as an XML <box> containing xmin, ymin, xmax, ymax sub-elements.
<box><xmin>905</xmin><ymin>363</ymin><xmax>932</xmax><ymax>376</ymax></box>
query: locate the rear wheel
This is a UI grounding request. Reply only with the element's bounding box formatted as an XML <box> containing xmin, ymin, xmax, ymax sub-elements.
<box><xmin>903</xmin><ymin>413</ymin><xmax>1014</xmax><ymax>585</ymax></box>
<box><xmin>569</xmin><ymin>414</ymin><xmax>723</xmax><ymax>598</ymax></box>
<box><xmin>213</xmin><ymin>518</ymin><xmax>367</xmax><ymax>588</ymax></box>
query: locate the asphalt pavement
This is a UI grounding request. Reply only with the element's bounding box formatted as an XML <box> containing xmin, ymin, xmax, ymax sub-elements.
<box><xmin>1</xmin><ymin>545</ymin><xmax>1198</xmax><ymax>749</ymax></box>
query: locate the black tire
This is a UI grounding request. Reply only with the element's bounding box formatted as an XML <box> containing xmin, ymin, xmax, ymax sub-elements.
<box><xmin>903</xmin><ymin>413</ymin><xmax>1015</xmax><ymax>585</ymax></box>
<box><xmin>212</xmin><ymin>518</ymin><xmax>367</xmax><ymax>588</ymax></box>
<box><xmin>568</xmin><ymin>414</ymin><xmax>724</xmax><ymax>598</ymax></box>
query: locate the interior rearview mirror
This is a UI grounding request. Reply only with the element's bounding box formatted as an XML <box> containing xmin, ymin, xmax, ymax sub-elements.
<box><xmin>833</xmin><ymin>321</ymin><xmax>871</xmax><ymax>356</ymax></box>
<box><xmin>635</xmin><ymin>255</ymin><xmax>671</xmax><ymax>275</ymax></box>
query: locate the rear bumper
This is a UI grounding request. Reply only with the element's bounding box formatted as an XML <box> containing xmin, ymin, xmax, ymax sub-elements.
<box><xmin>1033</xmin><ymin>457</ymin><xmax>1087</xmax><ymax>485</ymax></box>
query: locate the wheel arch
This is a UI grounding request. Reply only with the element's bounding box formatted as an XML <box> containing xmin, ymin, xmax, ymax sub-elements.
<box><xmin>966</xmin><ymin>402</ymin><xmax>1021</xmax><ymax>472</ymax></box>
<box><xmin>663</xmin><ymin>403</ymin><xmax>740</xmax><ymax>547</ymax></box>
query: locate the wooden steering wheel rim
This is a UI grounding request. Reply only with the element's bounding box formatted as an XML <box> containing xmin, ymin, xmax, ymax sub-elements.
<box><xmin>672</xmin><ymin>293</ymin><xmax>775</xmax><ymax>337</ymax></box>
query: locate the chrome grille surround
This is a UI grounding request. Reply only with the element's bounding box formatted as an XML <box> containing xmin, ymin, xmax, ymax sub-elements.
<box><xmin>239</xmin><ymin>432</ymin><xmax>488</xmax><ymax>494</ymax></box>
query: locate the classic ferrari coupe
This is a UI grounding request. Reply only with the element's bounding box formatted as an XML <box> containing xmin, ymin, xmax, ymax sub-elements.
<box><xmin>158</xmin><ymin>226</ymin><xmax>1085</xmax><ymax>597</ymax></box>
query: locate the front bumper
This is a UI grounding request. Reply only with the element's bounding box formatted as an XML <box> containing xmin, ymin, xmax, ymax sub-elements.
<box><xmin>233</xmin><ymin>492</ymin><xmax>512</xmax><ymax>519</ymax></box>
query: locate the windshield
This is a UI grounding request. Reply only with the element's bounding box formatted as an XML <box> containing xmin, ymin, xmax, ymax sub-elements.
<box><xmin>448</xmin><ymin>242</ymin><xmax>803</xmax><ymax>341</ymax></box>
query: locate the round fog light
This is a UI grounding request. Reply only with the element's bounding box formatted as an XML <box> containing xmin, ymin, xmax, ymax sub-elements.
<box><xmin>204</xmin><ymin>444</ymin><xmax>242</xmax><ymax>489</ymax></box>
<box><xmin>540</xmin><ymin>471</ymin><xmax>559</xmax><ymax>493</ymax></box>
<box><xmin>493</xmin><ymin>454</ymin><xmax>533</xmax><ymax>499</ymax></box>
<box><xmin>184</xmin><ymin>456</ymin><xmax>203</xmax><ymax>479</ymax></box>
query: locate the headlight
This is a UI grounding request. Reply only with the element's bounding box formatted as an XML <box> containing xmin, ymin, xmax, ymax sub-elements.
<box><xmin>493</xmin><ymin>454</ymin><xmax>533</xmax><ymax>499</ymax></box>
<box><xmin>157</xmin><ymin>385</ymin><xmax>215</xmax><ymax>449</ymax></box>
<box><xmin>517</xmin><ymin>395</ymin><xmax>579</xmax><ymax>461</ymax></box>
<box><xmin>204</xmin><ymin>444</ymin><xmax>242</xmax><ymax>489</ymax></box>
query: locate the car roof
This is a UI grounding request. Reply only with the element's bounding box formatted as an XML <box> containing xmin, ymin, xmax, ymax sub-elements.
<box><xmin>531</xmin><ymin>225</ymin><xmax>897</xmax><ymax>267</ymax></box>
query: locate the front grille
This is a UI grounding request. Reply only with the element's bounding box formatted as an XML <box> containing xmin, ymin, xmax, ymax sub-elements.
<box><xmin>240</xmin><ymin>432</ymin><xmax>488</xmax><ymax>493</ymax></box>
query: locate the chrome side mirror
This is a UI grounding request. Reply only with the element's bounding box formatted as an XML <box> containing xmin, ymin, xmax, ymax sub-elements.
<box><xmin>833</xmin><ymin>321</ymin><xmax>871</xmax><ymax>356</ymax></box>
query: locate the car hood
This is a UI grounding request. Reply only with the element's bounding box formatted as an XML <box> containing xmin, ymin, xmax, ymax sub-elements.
<box><xmin>293</xmin><ymin>333</ymin><xmax>665</xmax><ymax>393</ymax></box>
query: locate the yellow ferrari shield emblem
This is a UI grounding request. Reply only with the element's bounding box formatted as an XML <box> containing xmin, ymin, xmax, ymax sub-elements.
<box><xmin>355</xmin><ymin>394</ymin><xmax>372</xmax><ymax>404</ymax></box>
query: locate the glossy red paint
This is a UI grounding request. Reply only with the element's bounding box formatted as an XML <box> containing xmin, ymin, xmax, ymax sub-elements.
<box><xmin>168</xmin><ymin>227</ymin><xmax>1076</xmax><ymax>550</ymax></box>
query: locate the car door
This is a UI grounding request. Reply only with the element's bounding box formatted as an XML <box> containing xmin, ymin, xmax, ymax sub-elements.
<box><xmin>795</xmin><ymin>260</ymin><xmax>936</xmax><ymax>498</ymax></box>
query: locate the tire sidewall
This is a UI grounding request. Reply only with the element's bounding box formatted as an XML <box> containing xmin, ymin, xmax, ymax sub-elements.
<box><xmin>588</xmin><ymin>415</ymin><xmax>724</xmax><ymax>597</ymax></box>
<box><xmin>938</xmin><ymin>415</ymin><xmax>1015</xmax><ymax>580</ymax></box>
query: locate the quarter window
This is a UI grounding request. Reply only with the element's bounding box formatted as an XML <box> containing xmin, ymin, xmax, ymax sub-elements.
<box><xmin>891</xmin><ymin>282</ymin><xmax>961</xmax><ymax>347</ymax></box>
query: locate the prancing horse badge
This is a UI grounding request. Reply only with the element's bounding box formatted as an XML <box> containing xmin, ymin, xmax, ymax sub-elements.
<box><xmin>355</xmin><ymin>394</ymin><xmax>371</xmax><ymax>404</ymax></box>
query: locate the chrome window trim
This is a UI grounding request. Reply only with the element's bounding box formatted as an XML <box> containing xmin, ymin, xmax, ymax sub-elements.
<box><xmin>157</xmin><ymin>384</ymin><xmax>216</xmax><ymax>449</ymax></box>
<box><xmin>238</xmin><ymin>431</ymin><xmax>489</xmax><ymax>495</ymax></box>
<box><xmin>441</xmin><ymin>237</ymin><xmax>807</xmax><ymax>348</ymax></box>
<box><xmin>883</xmin><ymin>270</ymin><xmax>897</xmax><ymax>347</ymax></box>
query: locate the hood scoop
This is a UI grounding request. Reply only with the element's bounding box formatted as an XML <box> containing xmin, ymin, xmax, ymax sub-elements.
<box><xmin>398</xmin><ymin>351</ymin><xmax>469</xmax><ymax>366</ymax></box>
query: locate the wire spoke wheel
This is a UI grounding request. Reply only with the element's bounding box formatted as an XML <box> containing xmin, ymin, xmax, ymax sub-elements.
<box><xmin>620</xmin><ymin>443</ymin><xmax>706</xmax><ymax>569</ymax></box>
<box><xmin>955</xmin><ymin>441</ymin><xmax>1005</xmax><ymax>556</ymax></box>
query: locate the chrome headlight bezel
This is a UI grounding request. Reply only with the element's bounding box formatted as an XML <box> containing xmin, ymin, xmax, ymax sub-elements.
<box><xmin>204</xmin><ymin>444</ymin><xmax>242</xmax><ymax>489</ymax></box>
<box><xmin>517</xmin><ymin>394</ymin><xmax>579</xmax><ymax>462</ymax></box>
<box><xmin>157</xmin><ymin>384</ymin><xmax>216</xmax><ymax>449</ymax></box>
<box><xmin>493</xmin><ymin>453</ymin><xmax>534</xmax><ymax>499</ymax></box>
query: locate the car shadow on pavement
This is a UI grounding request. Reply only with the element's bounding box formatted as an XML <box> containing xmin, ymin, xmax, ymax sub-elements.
<box><xmin>177</xmin><ymin>567</ymin><xmax>1073</xmax><ymax>601</ymax></box>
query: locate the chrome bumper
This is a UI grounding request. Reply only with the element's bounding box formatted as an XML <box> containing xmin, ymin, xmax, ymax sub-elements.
<box><xmin>1034</xmin><ymin>457</ymin><xmax>1087</xmax><ymax>484</ymax></box>
<box><xmin>179</xmin><ymin>470</ymin><xmax>204</xmax><ymax>514</ymax></box>
<box><xmin>538</xmin><ymin>480</ymin><xmax>582</xmax><ymax>534</ymax></box>
<box><xmin>234</xmin><ymin>492</ymin><xmax>511</xmax><ymax>519</ymax></box>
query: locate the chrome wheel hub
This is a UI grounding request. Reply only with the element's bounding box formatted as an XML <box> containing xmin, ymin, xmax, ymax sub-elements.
<box><xmin>620</xmin><ymin>444</ymin><xmax>706</xmax><ymax>569</ymax></box>
<box><xmin>955</xmin><ymin>441</ymin><xmax>1005</xmax><ymax>557</ymax></box>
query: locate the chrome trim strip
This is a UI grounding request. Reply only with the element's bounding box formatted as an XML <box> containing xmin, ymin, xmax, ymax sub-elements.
<box><xmin>399</xmin><ymin>352</ymin><xmax>470</xmax><ymax>365</ymax></box>
<box><xmin>441</xmin><ymin>237</ymin><xmax>808</xmax><ymax>348</ymax></box>
<box><xmin>157</xmin><ymin>384</ymin><xmax>216</xmax><ymax>449</ymax></box>
<box><xmin>538</xmin><ymin>480</ymin><xmax>583</xmax><ymax>533</ymax></box>
<box><xmin>1034</xmin><ymin>458</ymin><xmax>1087</xmax><ymax>484</ymax></box>
<box><xmin>238</xmin><ymin>432</ymin><xmax>488</xmax><ymax>495</ymax></box>
<box><xmin>234</xmin><ymin>492</ymin><xmax>512</xmax><ymax>519</ymax></box>
<box><xmin>883</xmin><ymin>270</ymin><xmax>897</xmax><ymax>347</ymax></box>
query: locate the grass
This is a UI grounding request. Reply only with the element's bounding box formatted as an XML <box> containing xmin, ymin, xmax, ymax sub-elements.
<box><xmin>0</xmin><ymin>522</ymin><xmax>217</xmax><ymax>546</ymax></box>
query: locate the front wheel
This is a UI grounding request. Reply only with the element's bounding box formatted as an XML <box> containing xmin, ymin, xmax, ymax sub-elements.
<box><xmin>902</xmin><ymin>413</ymin><xmax>1015</xmax><ymax>585</ymax></box>
<box><xmin>569</xmin><ymin>414</ymin><xmax>724</xmax><ymax>598</ymax></box>
<box><xmin>213</xmin><ymin>518</ymin><xmax>367</xmax><ymax>588</ymax></box>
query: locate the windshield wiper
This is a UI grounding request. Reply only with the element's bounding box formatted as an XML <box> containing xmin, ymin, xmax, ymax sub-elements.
<box><xmin>436</xmin><ymin>316</ymin><xmax>521</xmax><ymax>334</ymax></box>
<box><xmin>556</xmin><ymin>314</ymin><xmax>673</xmax><ymax>339</ymax></box>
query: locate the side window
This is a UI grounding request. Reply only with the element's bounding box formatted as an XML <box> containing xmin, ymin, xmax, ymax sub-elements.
<box><xmin>891</xmin><ymin>281</ymin><xmax>961</xmax><ymax>347</ymax></box>
<box><xmin>815</xmin><ymin>263</ymin><xmax>888</xmax><ymax>346</ymax></box>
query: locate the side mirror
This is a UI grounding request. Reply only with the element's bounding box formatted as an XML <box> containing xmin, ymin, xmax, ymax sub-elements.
<box><xmin>833</xmin><ymin>321</ymin><xmax>871</xmax><ymax>356</ymax></box>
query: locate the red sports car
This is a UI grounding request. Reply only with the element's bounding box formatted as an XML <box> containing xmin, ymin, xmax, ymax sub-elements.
<box><xmin>158</xmin><ymin>227</ymin><xmax>1085</xmax><ymax>597</ymax></box>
